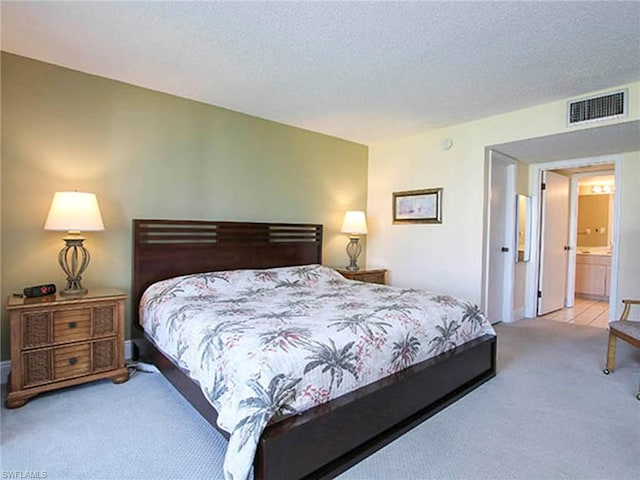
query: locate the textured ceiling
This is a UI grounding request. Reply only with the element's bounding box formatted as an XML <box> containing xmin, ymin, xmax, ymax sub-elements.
<box><xmin>1</xmin><ymin>1</ymin><xmax>639</xmax><ymax>145</ymax></box>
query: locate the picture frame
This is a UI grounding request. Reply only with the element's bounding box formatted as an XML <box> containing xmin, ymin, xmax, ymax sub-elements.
<box><xmin>392</xmin><ymin>188</ymin><xmax>443</xmax><ymax>224</ymax></box>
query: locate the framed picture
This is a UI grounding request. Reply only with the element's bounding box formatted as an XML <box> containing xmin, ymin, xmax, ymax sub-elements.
<box><xmin>392</xmin><ymin>188</ymin><xmax>442</xmax><ymax>224</ymax></box>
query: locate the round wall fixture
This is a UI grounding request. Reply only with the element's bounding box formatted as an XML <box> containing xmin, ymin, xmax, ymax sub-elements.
<box><xmin>441</xmin><ymin>138</ymin><xmax>453</xmax><ymax>150</ymax></box>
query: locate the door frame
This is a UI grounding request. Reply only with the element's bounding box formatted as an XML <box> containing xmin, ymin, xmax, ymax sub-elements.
<box><xmin>526</xmin><ymin>155</ymin><xmax>621</xmax><ymax>319</ymax></box>
<box><xmin>482</xmin><ymin>150</ymin><xmax>516</xmax><ymax>323</ymax></box>
<box><xmin>566</xmin><ymin>174</ymin><xmax>579</xmax><ymax>307</ymax></box>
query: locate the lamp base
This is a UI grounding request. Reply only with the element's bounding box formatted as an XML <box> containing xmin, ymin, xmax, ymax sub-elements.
<box><xmin>58</xmin><ymin>234</ymin><xmax>91</xmax><ymax>296</ymax></box>
<box><xmin>345</xmin><ymin>236</ymin><xmax>362</xmax><ymax>272</ymax></box>
<box><xmin>61</xmin><ymin>286</ymin><xmax>88</xmax><ymax>296</ymax></box>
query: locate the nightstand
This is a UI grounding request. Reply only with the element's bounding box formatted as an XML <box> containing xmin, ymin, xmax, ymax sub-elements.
<box><xmin>336</xmin><ymin>268</ymin><xmax>387</xmax><ymax>285</ymax></box>
<box><xmin>6</xmin><ymin>289</ymin><xmax>129</xmax><ymax>408</ymax></box>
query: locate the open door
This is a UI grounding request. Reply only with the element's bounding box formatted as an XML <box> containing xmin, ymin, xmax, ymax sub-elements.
<box><xmin>537</xmin><ymin>170</ymin><xmax>570</xmax><ymax>315</ymax></box>
<box><xmin>486</xmin><ymin>151</ymin><xmax>515</xmax><ymax>323</ymax></box>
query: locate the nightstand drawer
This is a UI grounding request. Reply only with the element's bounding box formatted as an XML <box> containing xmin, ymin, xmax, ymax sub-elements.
<box><xmin>53</xmin><ymin>308</ymin><xmax>91</xmax><ymax>343</ymax></box>
<box><xmin>22</xmin><ymin>343</ymin><xmax>93</xmax><ymax>386</ymax></box>
<box><xmin>21</xmin><ymin>338</ymin><xmax>118</xmax><ymax>388</ymax></box>
<box><xmin>54</xmin><ymin>343</ymin><xmax>91</xmax><ymax>380</ymax></box>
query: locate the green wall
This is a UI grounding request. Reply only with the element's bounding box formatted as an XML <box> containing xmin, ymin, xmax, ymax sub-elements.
<box><xmin>0</xmin><ymin>52</ymin><xmax>368</xmax><ymax>360</ymax></box>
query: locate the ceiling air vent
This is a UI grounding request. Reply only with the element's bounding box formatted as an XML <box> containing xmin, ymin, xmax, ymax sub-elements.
<box><xmin>567</xmin><ymin>89</ymin><xmax>627</xmax><ymax>126</ymax></box>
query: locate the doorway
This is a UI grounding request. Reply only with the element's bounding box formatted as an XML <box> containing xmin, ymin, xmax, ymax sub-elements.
<box><xmin>529</xmin><ymin>157</ymin><xmax>620</xmax><ymax>323</ymax></box>
<box><xmin>483</xmin><ymin>122</ymin><xmax>636</xmax><ymax>325</ymax></box>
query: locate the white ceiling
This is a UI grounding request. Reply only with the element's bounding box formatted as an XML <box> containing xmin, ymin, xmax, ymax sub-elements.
<box><xmin>1</xmin><ymin>1</ymin><xmax>639</xmax><ymax>146</ymax></box>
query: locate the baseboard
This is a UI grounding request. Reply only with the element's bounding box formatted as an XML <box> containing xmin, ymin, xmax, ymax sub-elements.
<box><xmin>1</xmin><ymin>340</ymin><xmax>134</xmax><ymax>385</ymax></box>
<box><xmin>513</xmin><ymin>306</ymin><xmax>526</xmax><ymax>322</ymax></box>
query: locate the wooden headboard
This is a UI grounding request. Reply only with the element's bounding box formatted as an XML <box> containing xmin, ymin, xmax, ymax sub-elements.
<box><xmin>132</xmin><ymin>219</ymin><xmax>323</xmax><ymax>325</ymax></box>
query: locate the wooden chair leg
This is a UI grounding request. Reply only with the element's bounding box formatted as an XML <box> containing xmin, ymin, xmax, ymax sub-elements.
<box><xmin>605</xmin><ymin>332</ymin><xmax>617</xmax><ymax>372</ymax></box>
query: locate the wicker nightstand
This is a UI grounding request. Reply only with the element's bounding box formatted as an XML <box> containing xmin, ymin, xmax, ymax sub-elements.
<box><xmin>336</xmin><ymin>268</ymin><xmax>387</xmax><ymax>285</ymax></box>
<box><xmin>5</xmin><ymin>289</ymin><xmax>129</xmax><ymax>408</ymax></box>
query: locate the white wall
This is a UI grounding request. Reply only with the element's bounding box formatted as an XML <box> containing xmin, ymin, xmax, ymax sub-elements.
<box><xmin>366</xmin><ymin>82</ymin><xmax>639</xmax><ymax>309</ymax></box>
<box><xmin>513</xmin><ymin>161</ymin><xmax>530</xmax><ymax>319</ymax></box>
<box><xmin>616</xmin><ymin>152</ymin><xmax>640</xmax><ymax>319</ymax></box>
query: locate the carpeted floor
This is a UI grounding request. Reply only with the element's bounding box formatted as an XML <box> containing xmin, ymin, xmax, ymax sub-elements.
<box><xmin>1</xmin><ymin>318</ymin><xmax>638</xmax><ymax>480</ymax></box>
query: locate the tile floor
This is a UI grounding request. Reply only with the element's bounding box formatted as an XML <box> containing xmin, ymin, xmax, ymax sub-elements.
<box><xmin>538</xmin><ymin>297</ymin><xmax>610</xmax><ymax>329</ymax></box>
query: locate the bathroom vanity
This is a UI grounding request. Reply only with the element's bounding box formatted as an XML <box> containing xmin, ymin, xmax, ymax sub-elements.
<box><xmin>575</xmin><ymin>252</ymin><xmax>611</xmax><ymax>300</ymax></box>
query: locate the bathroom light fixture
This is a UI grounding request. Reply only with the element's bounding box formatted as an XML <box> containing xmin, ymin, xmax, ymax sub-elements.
<box><xmin>44</xmin><ymin>191</ymin><xmax>105</xmax><ymax>295</ymax></box>
<box><xmin>591</xmin><ymin>185</ymin><xmax>614</xmax><ymax>194</ymax></box>
<box><xmin>340</xmin><ymin>210</ymin><xmax>368</xmax><ymax>272</ymax></box>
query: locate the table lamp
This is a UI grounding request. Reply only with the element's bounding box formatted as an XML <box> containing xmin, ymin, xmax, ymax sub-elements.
<box><xmin>44</xmin><ymin>191</ymin><xmax>105</xmax><ymax>295</ymax></box>
<box><xmin>340</xmin><ymin>210</ymin><xmax>368</xmax><ymax>272</ymax></box>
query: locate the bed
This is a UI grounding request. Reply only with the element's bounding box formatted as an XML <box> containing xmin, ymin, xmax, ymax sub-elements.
<box><xmin>132</xmin><ymin>219</ymin><xmax>497</xmax><ymax>480</ymax></box>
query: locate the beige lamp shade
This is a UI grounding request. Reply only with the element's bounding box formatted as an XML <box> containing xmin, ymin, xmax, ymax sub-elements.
<box><xmin>340</xmin><ymin>210</ymin><xmax>368</xmax><ymax>235</ymax></box>
<box><xmin>44</xmin><ymin>192</ymin><xmax>105</xmax><ymax>232</ymax></box>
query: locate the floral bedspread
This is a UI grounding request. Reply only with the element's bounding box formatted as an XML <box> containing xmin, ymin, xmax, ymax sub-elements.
<box><xmin>139</xmin><ymin>264</ymin><xmax>496</xmax><ymax>480</ymax></box>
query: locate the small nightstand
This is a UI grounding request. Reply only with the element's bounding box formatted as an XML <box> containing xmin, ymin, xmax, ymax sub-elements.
<box><xmin>336</xmin><ymin>268</ymin><xmax>387</xmax><ymax>285</ymax></box>
<box><xmin>6</xmin><ymin>288</ymin><xmax>129</xmax><ymax>408</ymax></box>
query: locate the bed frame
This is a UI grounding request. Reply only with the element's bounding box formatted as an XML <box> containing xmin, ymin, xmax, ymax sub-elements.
<box><xmin>132</xmin><ymin>219</ymin><xmax>496</xmax><ymax>480</ymax></box>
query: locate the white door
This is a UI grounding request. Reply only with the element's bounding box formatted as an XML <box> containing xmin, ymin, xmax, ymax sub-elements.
<box><xmin>538</xmin><ymin>170</ymin><xmax>570</xmax><ymax>315</ymax></box>
<box><xmin>486</xmin><ymin>151</ymin><xmax>515</xmax><ymax>324</ymax></box>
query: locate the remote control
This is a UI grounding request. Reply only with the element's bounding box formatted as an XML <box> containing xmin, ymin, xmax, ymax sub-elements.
<box><xmin>23</xmin><ymin>284</ymin><xmax>57</xmax><ymax>298</ymax></box>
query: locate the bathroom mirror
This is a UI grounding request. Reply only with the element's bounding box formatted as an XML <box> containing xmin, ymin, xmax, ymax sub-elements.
<box><xmin>577</xmin><ymin>193</ymin><xmax>612</xmax><ymax>248</ymax></box>
<box><xmin>516</xmin><ymin>194</ymin><xmax>531</xmax><ymax>262</ymax></box>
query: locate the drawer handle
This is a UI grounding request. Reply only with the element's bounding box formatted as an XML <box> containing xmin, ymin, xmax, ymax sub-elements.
<box><xmin>69</xmin><ymin>357</ymin><xmax>77</xmax><ymax>366</ymax></box>
<box><xmin>68</xmin><ymin>322</ymin><xmax>77</xmax><ymax>329</ymax></box>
